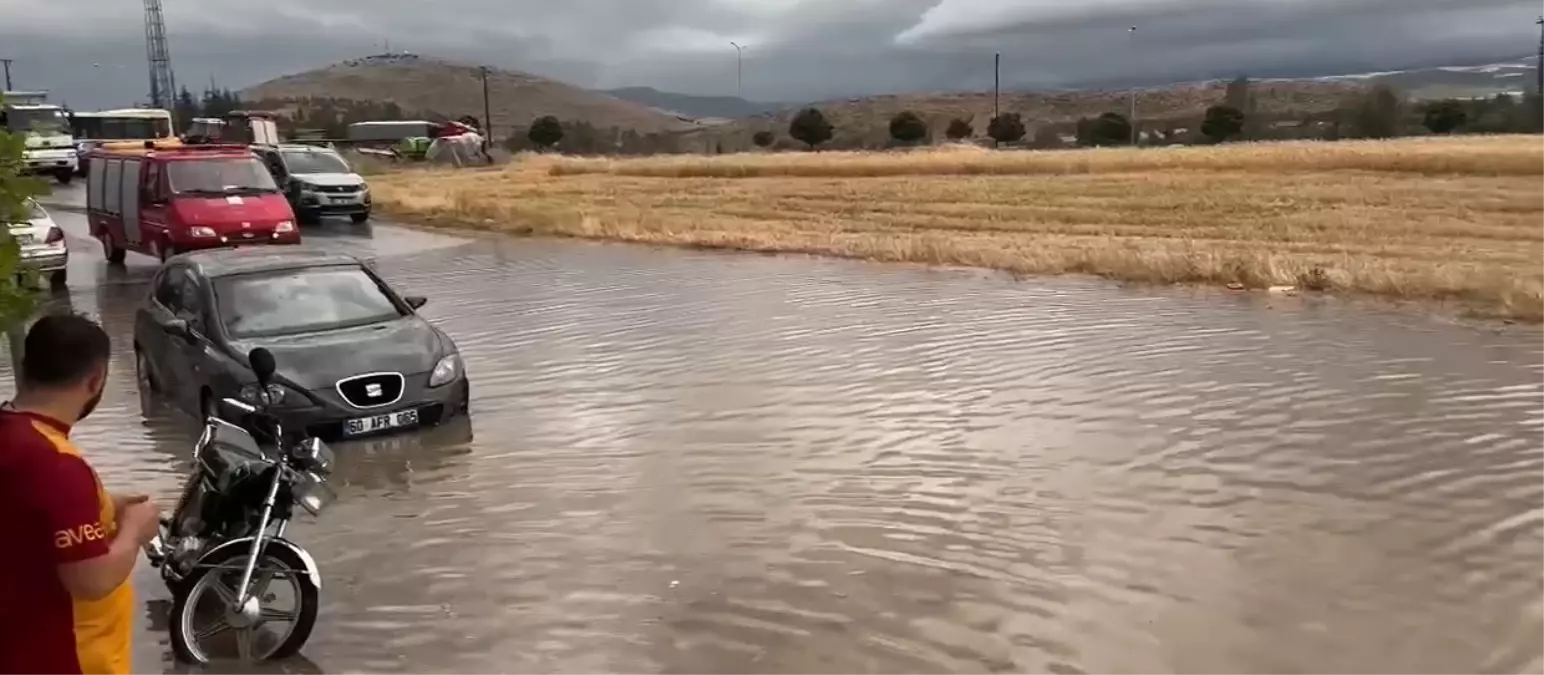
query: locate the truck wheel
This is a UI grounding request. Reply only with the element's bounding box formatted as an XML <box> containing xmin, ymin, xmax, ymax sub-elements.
<box><xmin>102</xmin><ymin>235</ymin><xmax>126</xmax><ymax>264</ymax></box>
<box><xmin>55</xmin><ymin>169</ymin><xmax>74</xmax><ymax>185</ymax></box>
<box><xmin>350</xmin><ymin>211</ymin><xmax>370</xmax><ymax>224</ymax></box>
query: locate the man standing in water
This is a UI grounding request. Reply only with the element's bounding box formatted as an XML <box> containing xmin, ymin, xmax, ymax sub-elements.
<box><xmin>0</xmin><ymin>313</ymin><xmax>162</xmax><ymax>674</ymax></box>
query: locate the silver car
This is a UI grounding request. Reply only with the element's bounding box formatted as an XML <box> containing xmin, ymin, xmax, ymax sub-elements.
<box><xmin>7</xmin><ymin>198</ymin><xmax>68</xmax><ymax>288</ymax></box>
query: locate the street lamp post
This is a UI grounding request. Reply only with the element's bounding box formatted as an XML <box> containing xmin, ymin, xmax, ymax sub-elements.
<box><xmin>1128</xmin><ymin>25</ymin><xmax>1138</xmax><ymax>146</ymax></box>
<box><xmin>729</xmin><ymin>42</ymin><xmax>744</xmax><ymax>100</ymax></box>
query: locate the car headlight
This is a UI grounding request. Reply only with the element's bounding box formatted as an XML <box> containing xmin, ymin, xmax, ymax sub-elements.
<box><xmin>238</xmin><ymin>382</ymin><xmax>288</xmax><ymax>405</ymax></box>
<box><xmin>428</xmin><ymin>354</ymin><xmax>460</xmax><ymax>388</ymax></box>
<box><xmin>189</xmin><ymin>226</ymin><xmax>217</xmax><ymax>238</ymax></box>
<box><xmin>274</xmin><ymin>220</ymin><xmax>295</xmax><ymax>233</ymax></box>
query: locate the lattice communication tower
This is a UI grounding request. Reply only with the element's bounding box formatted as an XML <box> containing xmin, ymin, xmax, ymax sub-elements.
<box><xmin>144</xmin><ymin>0</ymin><xmax>177</xmax><ymax>110</ymax></box>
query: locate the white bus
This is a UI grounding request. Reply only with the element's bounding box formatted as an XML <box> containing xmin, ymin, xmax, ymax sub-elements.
<box><xmin>70</xmin><ymin>108</ymin><xmax>174</xmax><ymax>142</ymax></box>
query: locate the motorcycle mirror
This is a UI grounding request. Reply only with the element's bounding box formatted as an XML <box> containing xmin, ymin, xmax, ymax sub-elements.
<box><xmin>249</xmin><ymin>347</ymin><xmax>277</xmax><ymax>386</ymax></box>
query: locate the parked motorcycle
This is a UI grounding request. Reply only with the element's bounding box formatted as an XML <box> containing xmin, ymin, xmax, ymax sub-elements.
<box><xmin>143</xmin><ymin>347</ymin><xmax>336</xmax><ymax>664</ymax></box>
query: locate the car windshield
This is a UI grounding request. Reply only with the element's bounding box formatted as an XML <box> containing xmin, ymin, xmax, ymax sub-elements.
<box><xmin>215</xmin><ymin>266</ymin><xmax>404</xmax><ymax>339</ymax></box>
<box><xmin>26</xmin><ymin>200</ymin><xmax>45</xmax><ymax>220</ymax></box>
<box><xmin>166</xmin><ymin>157</ymin><xmax>278</xmax><ymax>195</ymax></box>
<box><xmin>281</xmin><ymin>150</ymin><xmax>350</xmax><ymax>175</ymax></box>
<box><xmin>3</xmin><ymin>108</ymin><xmax>67</xmax><ymax>135</ymax></box>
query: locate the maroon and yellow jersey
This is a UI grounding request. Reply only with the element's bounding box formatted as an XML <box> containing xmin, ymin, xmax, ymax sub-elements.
<box><xmin>0</xmin><ymin>409</ymin><xmax>133</xmax><ymax>674</ymax></box>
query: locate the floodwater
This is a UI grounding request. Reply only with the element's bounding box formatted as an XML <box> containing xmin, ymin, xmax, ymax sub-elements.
<box><xmin>10</xmin><ymin>187</ymin><xmax>1543</xmax><ymax>673</ymax></box>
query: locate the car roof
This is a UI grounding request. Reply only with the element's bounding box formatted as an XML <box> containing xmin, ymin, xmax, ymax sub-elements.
<box><xmin>178</xmin><ymin>247</ymin><xmax>367</xmax><ymax>279</ymax></box>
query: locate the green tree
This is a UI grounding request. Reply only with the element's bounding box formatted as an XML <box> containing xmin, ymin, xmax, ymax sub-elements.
<box><xmin>751</xmin><ymin>130</ymin><xmax>774</xmax><ymax>148</ymax></box>
<box><xmin>528</xmin><ymin>115</ymin><xmax>564</xmax><ymax>149</ymax></box>
<box><xmin>0</xmin><ymin>95</ymin><xmax>42</xmax><ymax>330</ymax></box>
<box><xmin>788</xmin><ymin>107</ymin><xmax>834</xmax><ymax>150</ymax></box>
<box><xmin>945</xmin><ymin>117</ymin><xmax>973</xmax><ymax>141</ymax></box>
<box><xmin>173</xmin><ymin>87</ymin><xmax>198</xmax><ymax>131</ymax></box>
<box><xmin>1200</xmin><ymin>105</ymin><xmax>1246</xmax><ymax>143</ymax></box>
<box><xmin>888</xmin><ymin>111</ymin><xmax>928</xmax><ymax>144</ymax></box>
<box><xmin>986</xmin><ymin>113</ymin><xmax>1026</xmax><ymax>146</ymax></box>
<box><xmin>1076</xmin><ymin>112</ymin><xmax>1132</xmax><ymax>147</ymax></box>
<box><xmin>1351</xmin><ymin>84</ymin><xmax>1401</xmax><ymax>139</ymax></box>
<box><xmin>1421</xmin><ymin>99</ymin><xmax>1467</xmax><ymax>134</ymax></box>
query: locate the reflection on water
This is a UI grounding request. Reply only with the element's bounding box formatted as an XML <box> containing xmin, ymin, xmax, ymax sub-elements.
<box><xmin>5</xmin><ymin>199</ymin><xmax>1543</xmax><ymax>673</ymax></box>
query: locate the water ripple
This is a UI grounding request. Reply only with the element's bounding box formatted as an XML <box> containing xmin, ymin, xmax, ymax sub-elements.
<box><xmin>3</xmin><ymin>211</ymin><xmax>1540</xmax><ymax>673</ymax></box>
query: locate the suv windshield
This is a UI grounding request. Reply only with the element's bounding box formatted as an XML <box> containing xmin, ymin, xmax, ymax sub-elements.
<box><xmin>167</xmin><ymin>157</ymin><xmax>278</xmax><ymax>194</ymax></box>
<box><xmin>281</xmin><ymin>150</ymin><xmax>350</xmax><ymax>175</ymax></box>
<box><xmin>215</xmin><ymin>266</ymin><xmax>404</xmax><ymax>339</ymax></box>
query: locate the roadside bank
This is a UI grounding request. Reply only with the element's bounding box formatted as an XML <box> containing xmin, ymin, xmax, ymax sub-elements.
<box><xmin>324</xmin><ymin>137</ymin><xmax>1544</xmax><ymax>322</ymax></box>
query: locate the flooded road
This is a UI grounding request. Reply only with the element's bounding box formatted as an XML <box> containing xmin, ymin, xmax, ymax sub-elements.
<box><xmin>13</xmin><ymin>187</ymin><xmax>1544</xmax><ymax>673</ymax></box>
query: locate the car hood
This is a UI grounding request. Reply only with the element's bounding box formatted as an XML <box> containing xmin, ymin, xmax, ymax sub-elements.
<box><xmin>172</xmin><ymin>194</ymin><xmax>292</xmax><ymax>226</ymax></box>
<box><xmin>227</xmin><ymin>317</ymin><xmax>446</xmax><ymax>391</ymax></box>
<box><xmin>293</xmin><ymin>172</ymin><xmax>365</xmax><ymax>187</ymax></box>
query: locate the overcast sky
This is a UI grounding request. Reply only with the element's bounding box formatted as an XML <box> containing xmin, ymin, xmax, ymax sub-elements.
<box><xmin>0</xmin><ymin>0</ymin><xmax>1536</xmax><ymax>109</ymax></box>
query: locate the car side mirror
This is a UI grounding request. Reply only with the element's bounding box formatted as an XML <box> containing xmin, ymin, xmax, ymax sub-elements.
<box><xmin>404</xmin><ymin>295</ymin><xmax>427</xmax><ymax>310</ymax></box>
<box><xmin>163</xmin><ymin>318</ymin><xmax>196</xmax><ymax>344</ymax></box>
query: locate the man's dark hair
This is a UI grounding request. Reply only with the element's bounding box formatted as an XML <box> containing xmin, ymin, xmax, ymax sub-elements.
<box><xmin>20</xmin><ymin>313</ymin><xmax>111</xmax><ymax>388</ymax></box>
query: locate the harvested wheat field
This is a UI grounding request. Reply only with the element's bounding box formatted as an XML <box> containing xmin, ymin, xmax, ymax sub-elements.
<box><xmin>370</xmin><ymin>135</ymin><xmax>1544</xmax><ymax>321</ymax></box>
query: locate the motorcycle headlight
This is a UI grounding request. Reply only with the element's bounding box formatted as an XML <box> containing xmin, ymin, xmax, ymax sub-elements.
<box><xmin>428</xmin><ymin>354</ymin><xmax>460</xmax><ymax>388</ymax></box>
<box><xmin>293</xmin><ymin>470</ymin><xmax>334</xmax><ymax>516</ymax></box>
<box><xmin>238</xmin><ymin>383</ymin><xmax>287</xmax><ymax>405</ymax></box>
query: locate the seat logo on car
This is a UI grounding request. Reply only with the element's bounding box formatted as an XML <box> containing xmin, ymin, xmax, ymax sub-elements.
<box><xmin>365</xmin><ymin>383</ymin><xmax>383</xmax><ymax>397</ymax></box>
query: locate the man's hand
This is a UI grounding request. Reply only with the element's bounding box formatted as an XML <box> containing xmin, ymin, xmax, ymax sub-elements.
<box><xmin>117</xmin><ymin>497</ymin><xmax>162</xmax><ymax>546</ymax></box>
<box><xmin>111</xmin><ymin>492</ymin><xmax>149</xmax><ymax>518</ymax></box>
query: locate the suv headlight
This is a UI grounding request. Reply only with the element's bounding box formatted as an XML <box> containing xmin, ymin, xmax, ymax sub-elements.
<box><xmin>428</xmin><ymin>354</ymin><xmax>460</xmax><ymax>388</ymax></box>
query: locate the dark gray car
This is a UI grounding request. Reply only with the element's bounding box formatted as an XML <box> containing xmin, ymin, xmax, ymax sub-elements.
<box><xmin>133</xmin><ymin>248</ymin><xmax>470</xmax><ymax>439</ymax></box>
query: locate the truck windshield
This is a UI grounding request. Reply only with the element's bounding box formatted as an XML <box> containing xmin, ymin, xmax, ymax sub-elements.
<box><xmin>215</xmin><ymin>266</ymin><xmax>405</xmax><ymax>339</ymax></box>
<box><xmin>166</xmin><ymin>158</ymin><xmax>279</xmax><ymax>195</ymax></box>
<box><xmin>3</xmin><ymin>108</ymin><xmax>67</xmax><ymax>135</ymax></box>
<box><xmin>281</xmin><ymin>150</ymin><xmax>350</xmax><ymax>175</ymax></box>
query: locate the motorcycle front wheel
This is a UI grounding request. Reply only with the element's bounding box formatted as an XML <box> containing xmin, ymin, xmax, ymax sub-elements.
<box><xmin>168</xmin><ymin>543</ymin><xmax>319</xmax><ymax>664</ymax></box>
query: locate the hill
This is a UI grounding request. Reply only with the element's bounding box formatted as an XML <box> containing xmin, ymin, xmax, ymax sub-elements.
<box><xmin>672</xmin><ymin>79</ymin><xmax>1365</xmax><ymax>152</ymax></box>
<box><xmin>596</xmin><ymin>87</ymin><xmax>790</xmax><ymax>119</ymax></box>
<box><xmin>1313</xmin><ymin>57</ymin><xmax>1539</xmax><ymax>101</ymax></box>
<box><xmin>239</xmin><ymin>53</ymin><xmax>696</xmax><ymax>136</ymax></box>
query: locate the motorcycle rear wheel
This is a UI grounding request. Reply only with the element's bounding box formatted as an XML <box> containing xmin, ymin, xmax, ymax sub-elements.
<box><xmin>168</xmin><ymin>542</ymin><xmax>319</xmax><ymax>664</ymax></box>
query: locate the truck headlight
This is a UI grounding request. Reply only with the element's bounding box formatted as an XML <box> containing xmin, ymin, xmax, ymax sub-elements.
<box><xmin>428</xmin><ymin>354</ymin><xmax>460</xmax><ymax>388</ymax></box>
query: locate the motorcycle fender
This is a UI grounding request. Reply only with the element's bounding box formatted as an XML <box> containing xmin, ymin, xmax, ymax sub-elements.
<box><xmin>198</xmin><ymin>537</ymin><xmax>322</xmax><ymax>591</ymax></box>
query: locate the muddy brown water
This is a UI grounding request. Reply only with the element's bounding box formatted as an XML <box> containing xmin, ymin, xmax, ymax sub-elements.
<box><xmin>10</xmin><ymin>188</ymin><xmax>1543</xmax><ymax>673</ymax></box>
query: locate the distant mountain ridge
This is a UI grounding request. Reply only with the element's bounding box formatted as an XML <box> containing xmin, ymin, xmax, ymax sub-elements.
<box><xmin>1306</xmin><ymin>56</ymin><xmax>1539</xmax><ymax>100</ymax></box>
<box><xmin>595</xmin><ymin>86</ymin><xmax>790</xmax><ymax>119</ymax></box>
<box><xmin>240</xmin><ymin>54</ymin><xmax>697</xmax><ymax>134</ymax></box>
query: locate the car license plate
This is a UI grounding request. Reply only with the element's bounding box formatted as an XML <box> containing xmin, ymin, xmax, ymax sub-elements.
<box><xmin>12</xmin><ymin>233</ymin><xmax>32</xmax><ymax>244</ymax></box>
<box><xmin>330</xmin><ymin>196</ymin><xmax>354</xmax><ymax>204</ymax></box>
<box><xmin>344</xmin><ymin>409</ymin><xmax>419</xmax><ymax>436</ymax></box>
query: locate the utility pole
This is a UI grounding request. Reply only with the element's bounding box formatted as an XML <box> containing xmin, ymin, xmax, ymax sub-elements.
<box><xmin>729</xmin><ymin>42</ymin><xmax>744</xmax><ymax>99</ymax></box>
<box><xmin>1128</xmin><ymin>25</ymin><xmax>1138</xmax><ymax>146</ymax></box>
<box><xmin>993</xmin><ymin>52</ymin><xmax>1001</xmax><ymax>120</ymax></box>
<box><xmin>1535</xmin><ymin>16</ymin><xmax>1542</xmax><ymax>96</ymax></box>
<box><xmin>479</xmin><ymin>65</ymin><xmax>494</xmax><ymax>164</ymax></box>
<box><xmin>0</xmin><ymin>59</ymin><xmax>11</xmax><ymax>91</ymax></box>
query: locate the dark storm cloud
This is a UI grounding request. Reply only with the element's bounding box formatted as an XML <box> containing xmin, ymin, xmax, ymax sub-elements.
<box><xmin>0</xmin><ymin>0</ymin><xmax>1536</xmax><ymax>109</ymax></box>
